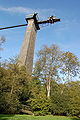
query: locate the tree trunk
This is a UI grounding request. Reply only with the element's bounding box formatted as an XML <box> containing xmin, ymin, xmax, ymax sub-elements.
<box><xmin>47</xmin><ymin>78</ymin><xmax>51</xmax><ymax>98</ymax></box>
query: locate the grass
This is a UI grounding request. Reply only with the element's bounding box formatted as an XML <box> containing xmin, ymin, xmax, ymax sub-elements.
<box><xmin>0</xmin><ymin>114</ymin><xmax>80</xmax><ymax>120</ymax></box>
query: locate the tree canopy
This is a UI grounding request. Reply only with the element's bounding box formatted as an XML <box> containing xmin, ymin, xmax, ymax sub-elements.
<box><xmin>0</xmin><ymin>44</ymin><xmax>80</xmax><ymax>116</ymax></box>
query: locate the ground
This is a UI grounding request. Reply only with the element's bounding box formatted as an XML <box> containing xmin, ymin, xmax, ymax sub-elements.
<box><xmin>0</xmin><ymin>115</ymin><xmax>80</xmax><ymax>120</ymax></box>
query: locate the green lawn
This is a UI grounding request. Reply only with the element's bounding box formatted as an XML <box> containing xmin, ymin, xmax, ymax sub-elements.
<box><xmin>0</xmin><ymin>115</ymin><xmax>80</xmax><ymax>120</ymax></box>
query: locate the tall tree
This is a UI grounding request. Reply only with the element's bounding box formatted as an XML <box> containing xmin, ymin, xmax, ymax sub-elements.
<box><xmin>0</xmin><ymin>61</ymin><xmax>32</xmax><ymax>113</ymax></box>
<box><xmin>60</xmin><ymin>52</ymin><xmax>80</xmax><ymax>82</ymax></box>
<box><xmin>34</xmin><ymin>44</ymin><xmax>61</xmax><ymax>98</ymax></box>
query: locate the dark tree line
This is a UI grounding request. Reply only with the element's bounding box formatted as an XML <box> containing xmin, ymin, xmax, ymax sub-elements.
<box><xmin>0</xmin><ymin>44</ymin><xmax>80</xmax><ymax>116</ymax></box>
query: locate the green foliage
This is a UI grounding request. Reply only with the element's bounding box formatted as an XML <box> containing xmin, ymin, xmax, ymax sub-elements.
<box><xmin>51</xmin><ymin>81</ymin><xmax>80</xmax><ymax>116</ymax></box>
<box><xmin>27</xmin><ymin>76</ymin><xmax>51</xmax><ymax>115</ymax></box>
<box><xmin>60</xmin><ymin>52</ymin><xmax>79</xmax><ymax>81</ymax></box>
<box><xmin>28</xmin><ymin>93</ymin><xmax>51</xmax><ymax>115</ymax></box>
<box><xmin>34</xmin><ymin>44</ymin><xmax>61</xmax><ymax>80</ymax></box>
<box><xmin>34</xmin><ymin>44</ymin><xmax>62</xmax><ymax>98</ymax></box>
<box><xmin>0</xmin><ymin>93</ymin><xmax>19</xmax><ymax>114</ymax></box>
<box><xmin>0</xmin><ymin>44</ymin><xmax>80</xmax><ymax>116</ymax></box>
<box><xmin>0</xmin><ymin>63</ymin><xmax>32</xmax><ymax>113</ymax></box>
<box><xmin>50</xmin><ymin>81</ymin><xmax>66</xmax><ymax>115</ymax></box>
<box><xmin>65</xmin><ymin>81</ymin><xmax>80</xmax><ymax>116</ymax></box>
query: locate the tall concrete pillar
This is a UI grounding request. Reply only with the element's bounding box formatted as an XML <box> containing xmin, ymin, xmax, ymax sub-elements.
<box><xmin>18</xmin><ymin>14</ymin><xmax>39</xmax><ymax>73</ymax></box>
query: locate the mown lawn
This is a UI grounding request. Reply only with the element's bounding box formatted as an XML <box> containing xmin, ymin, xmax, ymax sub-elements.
<box><xmin>0</xmin><ymin>114</ymin><xmax>80</xmax><ymax>120</ymax></box>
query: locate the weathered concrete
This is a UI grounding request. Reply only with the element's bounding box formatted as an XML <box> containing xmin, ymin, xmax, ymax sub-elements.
<box><xmin>18</xmin><ymin>19</ymin><xmax>37</xmax><ymax>73</ymax></box>
<box><xmin>18</xmin><ymin>14</ymin><xmax>60</xmax><ymax>74</ymax></box>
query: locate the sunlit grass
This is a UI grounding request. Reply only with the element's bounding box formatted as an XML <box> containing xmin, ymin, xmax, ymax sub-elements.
<box><xmin>0</xmin><ymin>114</ymin><xmax>80</xmax><ymax>120</ymax></box>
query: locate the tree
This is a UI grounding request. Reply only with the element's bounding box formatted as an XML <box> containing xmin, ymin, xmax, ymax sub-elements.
<box><xmin>65</xmin><ymin>81</ymin><xmax>80</xmax><ymax>116</ymax></box>
<box><xmin>0</xmin><ymin>65</ymin><xmax>20</xmax><ymax>113</ymax></box>
<box><xmin>50</xmin><ymin>81</ymin><xmax>67</xmax><ymax>115</ymax></box>
<box><xmin>60</xmin><ymin>52</ymin><xmax>80</xmax><ymax>82</ymax></box>
<box><xmin>34</xmin><ymin>44</ymin><xmax>61</xmax><ymax>98</ymax></box>
<box><xmin>27</xmin><ymin>86</ymin><xmax>51</xmax><ymax>115</ymax></box>
<box><xmin>0</xmin><ymin>61</ymin><xmax>32</xmax><ymax>113</ymax></box>
<box><xmin>50</xmin><ymin>81</ymin><xmax>80</xmax><ymax>116</ymax></box>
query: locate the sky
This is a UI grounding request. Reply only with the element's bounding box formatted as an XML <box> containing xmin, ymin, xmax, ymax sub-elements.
<box><xmin>0</xmin><ymin>0</ymin><xmax>80</xmax><ymax>62</ymax></box>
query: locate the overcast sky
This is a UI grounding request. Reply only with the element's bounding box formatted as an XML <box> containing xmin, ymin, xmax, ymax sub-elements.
<box><xmin>0</xmin><ymin>0</ymin><xmax>80</xmax><ymax>62</ymax></box>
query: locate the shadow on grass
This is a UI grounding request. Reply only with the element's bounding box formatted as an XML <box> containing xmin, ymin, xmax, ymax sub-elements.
<box><xmin>0</xmin><ymin>114</ymin><xmax>14</xmax><ymax>120</ymax></box>
<box><xmin>71</xmin><ymin>117</ymin><xmax>80</xmax><ymax>120</ymax></box>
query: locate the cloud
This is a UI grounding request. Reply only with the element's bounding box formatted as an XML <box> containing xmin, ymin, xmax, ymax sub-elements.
<box><xmin>0</xmin><ymin>7</ymin><xmax>34</xmax><ymax>14</ymax></box>
<box><xmin>0</xmin><ymin>6</ymin><xmax>56</xmax><ymax>19</ymax></box>
<box><xmin>0</xmin><ymin>6</ymin><xmax>80</xmax><ymax>33</ymax></box>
